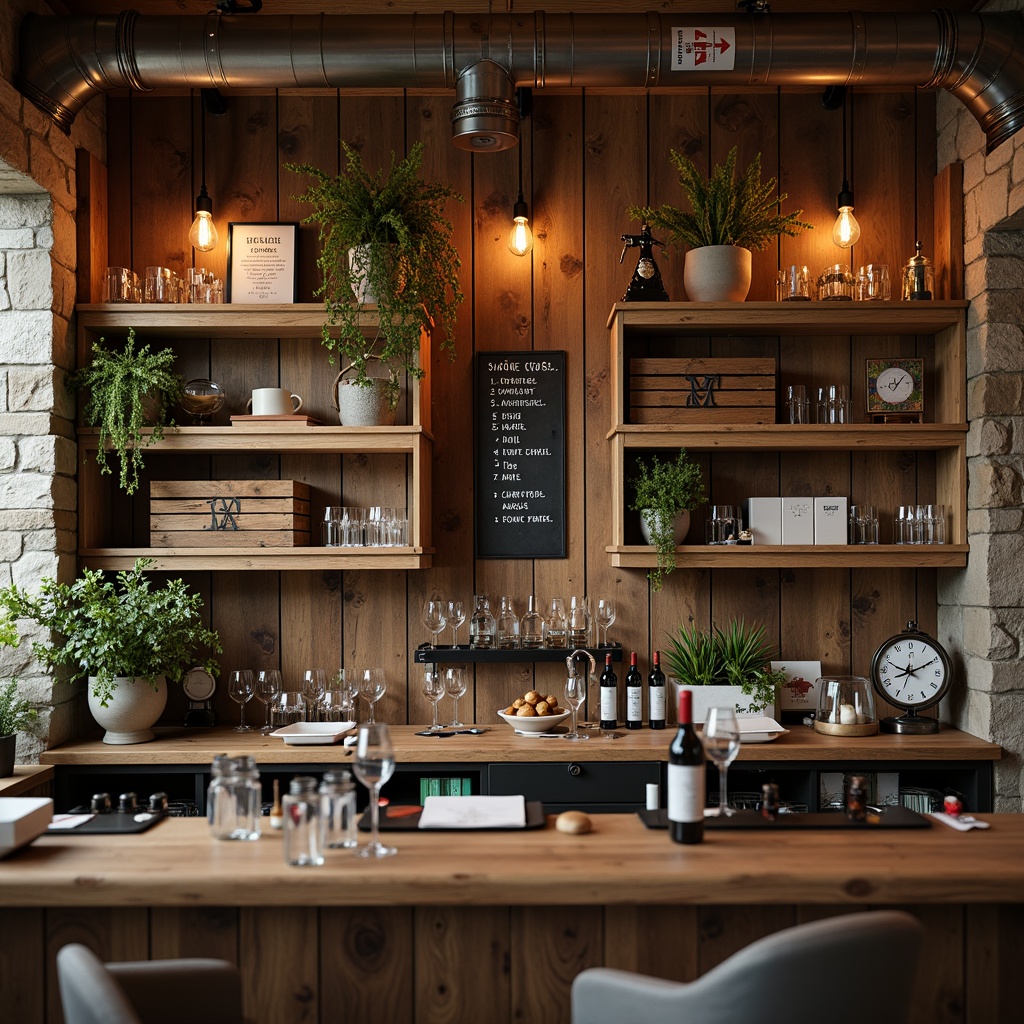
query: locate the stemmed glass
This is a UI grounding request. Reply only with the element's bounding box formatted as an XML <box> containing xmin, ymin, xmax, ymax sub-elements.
<box><xmin>422</xmin><ymin>595</ymin><xmax>447</xmax><ymax>648</ymax></box>
<box><xmin>254</xmin><ymin>669</ymin><xmax>282</xmax><ymax>733</ymax></box>
<box><xmin>359</xmin><ymin>668</ymin><xmax>386</xmax><ymax>723</ymax></box>
<box><xmin>702</xmin><ymin>707</ymin><xmax>742</xmax><ymax>816</ymax></box>
<box><xmin>329</xmin><ymin>669</ymin><xmax>357</xmax><ymax>722</ymax></box>
<box><xmin>422</xmin><ymin>667</ymin><xmax>446</xmax><ymax>732</ymax></box>
<box><xmin>564</xmin><ymin>667</ymin><xmax>590</xmax><ymax>742</ymax></box>
<box><xmin>445</xmin><ymin>666</ymin><xmax>467</xmax><ymax>728</ymax></box>
<box><xmin>228</xmin><ymin>670</ymin><xmax>254</xmax><ymax>732</ymax></box>
<box><xmin>595</xmin><ymin>599</ymin><xmax>617</xmax><ymax>647</ymax></box>
<box><xmin>352</xmin><ymin>723</ymin><xmax>397</xmax><ymax>859</ymax></box>
<box><xmin>302</xmin><ymin>669</ymin><xmax>327</xmax><ymax>722</ymax></box>
<box><xmin>448</xmin><ymin>599</ymin><xmax>466</xmax><ymax>648</ymax></box>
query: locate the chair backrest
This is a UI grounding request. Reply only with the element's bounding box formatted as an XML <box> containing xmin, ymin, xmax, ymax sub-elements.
<box><xmin>56</xmin><ymin>944</ymin><xmax>143</xmax><ymax>1024</ymax></box>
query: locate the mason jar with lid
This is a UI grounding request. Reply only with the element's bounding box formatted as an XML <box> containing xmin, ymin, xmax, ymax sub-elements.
<box><xmin>319</xmin><ymin>770</ymin><xmax>358</xmax><ymax>849</ymax></box>
<box><xmin>207</xmin><ymin>754</ymin><xmax>261</xmax><ymax>841</ymax></box>
<box><xmin>283</xmin><ymin>776</ymin><xmax>325</xmax><ymax>866</ymax></box>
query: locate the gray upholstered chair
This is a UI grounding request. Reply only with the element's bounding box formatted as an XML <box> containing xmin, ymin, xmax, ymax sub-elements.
<box><xmin>56</xmin><ymin>943</ymin><xmax>246</xmax><ymax>1024</ymax></box>
<box><xmin>571</xmin><ymin>910</ymin><xmax>924</xmax><ymax>1024</ymax></box>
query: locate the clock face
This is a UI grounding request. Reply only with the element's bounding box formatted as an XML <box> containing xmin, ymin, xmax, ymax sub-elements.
<box><xmin>876</xmin><ymin>366</ymin><xmax>915</xmax><ymax>403</ymax></box>
<box><xmin>871</xmin><ymin>630</ymin><xmax>951</xmax><ymax>711</ymax></box>
<box><xmin>183</xmin><ymin>667</ymin><xmax>216</xmax><ymax>702</ymax></box>
<box><xmin>866</xmin><ymin>357</ymin><xmax>924</xmax><ymax>414</ymax></box>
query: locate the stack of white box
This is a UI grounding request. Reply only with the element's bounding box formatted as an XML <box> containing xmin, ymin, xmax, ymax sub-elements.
<box><xmin>747</xmin><ymin>497</ymin><xmax>848</xmax><ymax>544</ymax></box>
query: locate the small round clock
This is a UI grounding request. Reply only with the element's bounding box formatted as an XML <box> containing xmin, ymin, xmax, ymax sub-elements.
<box><xmin>183</xmin><ymin>666</ymin><xmax>216</xmax><ymax>727</ymax></box>
<box><xmin>870</xmin><ymin>621</ymin><xmax>952</xmax><ymax>734</ymax></box>
<box><xmin>866</xmin><ymin>357</ymin><xmax>924</xmax><ymax>422</ymax></box>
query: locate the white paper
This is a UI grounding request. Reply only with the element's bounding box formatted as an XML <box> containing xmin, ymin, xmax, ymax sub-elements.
<box><xmin>735</xmin><ymin>715</ymin><xmax>787</xmax><ymax>735</ymax></box>
<box><xmin>418</xmin><ymin>795</ymin><xmax>526</xmax><ymax>830</ymax></box>
<box><xmin>47</xmin><ymin>813</ymin><xmax>95</xmax><ymax>830</ymax></box>
<box><xmin>928</xmin><ymin>812</ymin><xmax>990</xmax><ymax>831</ymax></box>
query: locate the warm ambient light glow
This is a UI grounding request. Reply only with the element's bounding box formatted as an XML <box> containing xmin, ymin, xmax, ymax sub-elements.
<box><xmin>832</xmin><ymin>204</ymin><xmax>861</xmax><ymax>248</ymax></box>
<box><xmin>508</xmin><ymin>192</ymin><xmax>534</xmax><ymax>256</ymax></box>
<box><xmin>189</xmin><ymin>185</ymin><xmax>218</xmax><ymax>252</ymax></box>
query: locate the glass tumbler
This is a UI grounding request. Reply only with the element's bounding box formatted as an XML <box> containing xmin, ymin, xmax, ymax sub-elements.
<box><xmin>706</xmin><ymin>505</ymin><xmax>739</xmax><ymax>545</ymax></box>
<box><xmin>322</xmin><ymin>507</ymin><xmax>344</xmax><ymax>547</ymax></box>
<box><xmin>785</xmin><ymin>384</ymin><xmax>810</xmax><ymax>424</ymax></box>
<box><xmin>144</xmin><ymin>266</ymin><xmax>180</xmax><ymax>303</ymax></box>
<box><xmin>776</xmin><ymin>264</ymin><xmax>813</xmax><ymax>301</ymax></box>
<box><xmin>856</xmin><ymin>263</ymin><xmax>891</xmax><ymax>301</ymax></box>
<box><xmin>816</xmin><ymin>384</ymin><xmax>851</xmax><ymax>424</ymax></box>
<box><xmin>341</xmin><ymin>507</ymin><xmax>366</xmax><ymax>547</ymax></box>
<box><xmin>103</xmin><ymin>266</ymin><xmax>139</xmax><ymax>303</ymax></box>
<box><xmin>918</xmin><ymin>504</ymin><xmax>946</xmax><ymax>544</ymax></box>
<box><xmin>894</xmin><ymin>505</ymin><xmax>919</xmax><ymax>545</ymax></box>
<box><xmin>270</xmin><ymin>691</ymin><xmax>306</xmax><ymax>729</ymax></box>
<box><xmin>849</xmin><ymin>505</ymin><xmax>879</xmax><ymax>545</ymax></box>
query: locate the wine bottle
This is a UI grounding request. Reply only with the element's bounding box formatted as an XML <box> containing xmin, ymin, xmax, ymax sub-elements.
<box><xmin>668</xmin><ymin>688</ymin><xmax>705</xmax><ymax>844</ymax></box>
<box><xmin>648</xmin><ymin>649</ymin><xmax>666</xmax><ymax>729</ymax></box>
<box><xmin>599</xmin><ymin>653</ymin><xmax>618</xmax><ymax>730</ymax></box>
<box><xmin>625</xmin><ymin>651</ymin><xmax>643</xmax><ymax>730</ymax></box>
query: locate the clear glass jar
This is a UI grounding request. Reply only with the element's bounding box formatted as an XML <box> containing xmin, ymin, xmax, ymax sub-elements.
<box><xmin>283</xmin><ymin>776</ymin><xmax>324</xmax><ymax>866</ymax></box>
<box><xmin>544</xmin><ymin>597</ymin><xmax>568</xmax><ymax>649</ymax></box>
<box><xmin>496</xmin><ymin>595</ymin><xmax>520</xmax><ymax>649</ymax></box>
<box><xmin>519</xmin><ymin>596</ymin><xmax>545</xmax><ymax>650</ymax></box>
<box><xmin>207</xmin><ymin>754</ymin><xmax>261</xmax><ymax>841</ymax></box>
<box><xmin>813</xmin><ymin>676</ymin><xmax>878</xmax><ymax>736</ymax></box>
<box><xmin>469</xmin><ymin>594</ymin><xmax>496</xmax><ymax>649</ymax></box>
<box><xmin>319</xmin><ymin>770</ymin><xmax>358</xmax><ymax>849</ymax></box>
<box><xmin>568</xmin><ymin>595</ymin><xmax>591</xmax><ymax>647</ymax></box>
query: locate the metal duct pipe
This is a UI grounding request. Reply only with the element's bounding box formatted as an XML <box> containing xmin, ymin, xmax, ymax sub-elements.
<box><xmin>15</xmin><ymin>8</ymin><xmax>1024</xmax><ymax>153</ymax></box>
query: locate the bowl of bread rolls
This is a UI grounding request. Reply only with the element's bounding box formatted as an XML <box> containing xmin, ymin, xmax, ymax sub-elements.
<box><xmin>497</xmin><ymin>690</ymin><xmax>572</xmax><ymax>734</ymax></box>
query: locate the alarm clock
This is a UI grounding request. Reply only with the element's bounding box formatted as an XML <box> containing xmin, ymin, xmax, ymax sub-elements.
<box><xmin>869</xmin><ymin>621</ymin><xmax>952</xmax><ymax>734</ymax></box>
<box><xmin>183</xmin><ymin>666</ymin><xmax>216</xmax><ymax>727</ymax></box>
<box><xmin>866</xmin><ymin>358</ymin><xmax>924</xmax><ymax>423</ymax></box>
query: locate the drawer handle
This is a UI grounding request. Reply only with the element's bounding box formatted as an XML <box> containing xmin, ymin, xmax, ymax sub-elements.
<box><xmin>567</xmin><ymin>763</ymin><xmax>582</xmax><ymax>777</ymax></box>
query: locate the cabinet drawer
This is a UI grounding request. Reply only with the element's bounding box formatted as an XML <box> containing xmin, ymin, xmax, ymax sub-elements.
<box><xmin>488</xmin><ymin>761</ymin><xmax>659</xmax><ymax>808</ymax></box>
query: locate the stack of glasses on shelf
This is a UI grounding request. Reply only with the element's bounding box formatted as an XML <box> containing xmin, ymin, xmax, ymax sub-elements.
<box><xmin>102</xmin><ymin>265</ymin><xmax>224</xmax><ymax>303</ymax></box>
<box><xmin>778</xmin><ymin>264</ymin><xmax>891</xmax><ymax>303</ymax></box>
<box><xmin>849</xmin><ymin>504</ymin><xmax>946</xmax><ymax>545</ymax></box>
<box><xmin>783</xmin><ymin>384</ymin><xmax>851</xmax><ymax>424</ymax></box>
<box><xmin>260</xmin><ymin>668</ymin><xmax>388</xmax><ymax>726</ymax></box>
<box><xmin>322</xmin><ymin>506</ymin><xmax>407</xmax><ymax>547</ymax></box>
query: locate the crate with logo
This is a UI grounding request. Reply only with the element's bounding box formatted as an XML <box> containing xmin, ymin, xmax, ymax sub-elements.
<box><xmin>150</xmin><ymin>480</ymin><xmax>311</xmax><ymax>548</ymax></box>
<box><xmin>628</xmin><ymin>357</ymin><xmax>776</xmax><ymax>424</ymax></box>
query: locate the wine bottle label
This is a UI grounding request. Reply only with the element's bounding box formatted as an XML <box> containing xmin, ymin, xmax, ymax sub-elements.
<box><xmin>626</xmin><ymin>688</ymin><xmax>642</xmax><ymax>720</ymax></box>
<box><xmin>600</xmin><ymin>688</ymin><xmax>617</xmax><ymax>721</ymax></box>
<box><xmin>649</xmin><ymin>687</ymin><xmax>666</xmax><ymax>720</ymax></box>
<box><xmin>667</xmin><ymin>763</ymin><xmax>705</xmax><ymax>823</ymax></box>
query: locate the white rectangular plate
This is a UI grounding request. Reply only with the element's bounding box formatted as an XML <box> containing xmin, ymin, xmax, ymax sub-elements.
<box><xmin>0</xmin><ymin>797</ymin><xmax>53</xmax><ymax>858</ymax></box>
<box><xmin>270</xmin><ymin>722</ymin><xmax>355</xmax><ymax>745</ymax></box>
<box><xmin>736</xmin><ymin>715</ymin><xmax>789</xmax><ymax>744</ymax></box>
<box><xmin>418</xmin><ymin>795</ymin><xmax>526</xmax><ymax>829</ymax></box>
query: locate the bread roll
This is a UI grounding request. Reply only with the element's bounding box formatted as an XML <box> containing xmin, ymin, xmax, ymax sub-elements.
<box><xmin>516</xmin><ymin>704</ymin><xmax>537</xmax><ymax>717</ymax></box>
<box><xmin>556</xmin><ymin>810</ymin><xmax>592</xmax><ymax>835</ymax></box>
<box><xmin>524</xmin><ymin>690</ymin><xmax>542</xmax><ymax>705</ymax></box>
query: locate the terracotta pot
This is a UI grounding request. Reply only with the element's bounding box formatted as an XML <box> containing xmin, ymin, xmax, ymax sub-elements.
<box><xmin>683</xmin><ymin>245</ymin><xmax>752</xmax><ymax>302</ymax></box>
<box><xmin>88</xmin><ymin>675</ymin><xmax>167</xmax><ymax>744</ymax></box>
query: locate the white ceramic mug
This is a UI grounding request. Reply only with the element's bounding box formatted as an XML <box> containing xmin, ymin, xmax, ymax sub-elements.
<box><xmin>247</xmin><ymin>387</ymin><xmax>303</xmax><ymax>416</ymax></box>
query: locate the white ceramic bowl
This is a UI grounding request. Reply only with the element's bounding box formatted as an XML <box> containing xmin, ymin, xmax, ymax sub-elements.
<box><xmin>497</xmin><ymin>708</ymin><xmax>571</xmax><ymax>734</ymax></box>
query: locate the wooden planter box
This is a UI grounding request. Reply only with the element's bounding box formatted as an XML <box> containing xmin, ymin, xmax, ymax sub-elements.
<box><xmin>150</xmin><ymin>480</ymin><xmax>311</xmax><ymax>547</ymax></box>
<box><xmin>629</xmin><ymin>357</ymin><xmax>776</xmax><ymax>424</ymax></box>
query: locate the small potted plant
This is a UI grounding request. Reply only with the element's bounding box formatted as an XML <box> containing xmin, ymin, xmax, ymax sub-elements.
<box><xmin>69</xmin><ymin>328</ymin><xmax>184</xmax><ymax>495</ymax></box>
<box><xmin>287</xmin><ymin>141</ymin><xmax>465</xmax><ymax>421</ymax></box>
<box><xmin>0</xmin><ymin>618</ymin><xmax>36</xmax><ymax>777</ymax></box>
<box><xmin>0</xmin><ymin>559</ymin><xmax>220</xmax><ymax>745</ymax></box>
<box><xmin>628</xmin><ymin>146</ymin><xmax>812</xmax><ymax>301</ymax></box>
<box><xmin>628</xmin><ymin>449</ymin><xmax>706</xmax><ymax>591</ymax></box>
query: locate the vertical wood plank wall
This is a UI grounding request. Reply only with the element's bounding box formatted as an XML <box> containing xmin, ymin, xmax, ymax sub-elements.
<box><xmin>97</xmin><ymin>86</ymin><xmax>940</xmax><ymax>728</ymax></box>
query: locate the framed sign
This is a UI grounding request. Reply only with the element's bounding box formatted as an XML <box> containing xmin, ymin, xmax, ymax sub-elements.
<box><xmin>475</xmin><ymin>351</ymin><xmax>566</xmax><ymax>559</ymax></box>
<box><xmin>226</xmin><ymin>222</ymin><xmax>298</xmax><ymax>303</ymax></box>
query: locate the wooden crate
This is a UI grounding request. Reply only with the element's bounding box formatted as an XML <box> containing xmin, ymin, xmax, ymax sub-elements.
<box><xmin>628</xmin><ymin>357</ymin><xmax>776</xmax><ymax>424</ymax></box>
<box><xmin>150</xmin><ymin>480</ymin><xmax>311</xmax><ymax>548</ymax></box>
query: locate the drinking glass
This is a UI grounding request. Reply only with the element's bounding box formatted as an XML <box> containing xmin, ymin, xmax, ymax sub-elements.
<box><xmin>422</xmin><ymin>594</ymin><xmax>447</xmax><ymax>648</ymax></box>
<box><xmin>856</xmin><ymin>263</ymin><xmax>891</xmax><ymax>301</ymax></box>
<box><xmin>776</xmin><ymin>264</ymin><xmax>813</xmax><ymax>301</ymax></box>
<box><xmin>785</xmin><ymin>384</ymin><xmax>810</xmax><ymax>424</ymax></box>
<box><xmin>706</xmin><ymin>504</ymin><xmax>739</xmax><ymax>545</ymax></box>
<box><xmin>254</xmin><ymin>669</ymin><xmax>282</xmax><ymax>733</ymax></box>
<box><xmin>568</xmin><ymin>595</ymin><xmax>591</xmax><ymax>647</ymax></box>
<box><xmin>103</xmin><ymin>266</ymin><xmax>139</xmax><ymax>303</ymax></box>
<box><xmin>545</xmin><ymin>598</ymin><xmax>568</xmax><ymax>649</ymax></box>
<box><xmin>228</xmin><ymin>670</ymin><xmax>254</xmax><ymax>732</ymax></box>
<box><xmin>328</xmin><ymin>669</ymin><xmax>357</xmax><ymax>721</ymax></box>
<box><xmin>320</xmin><ymin>691</ymin><xmax>354</xmax><ymax>723</ymax></box>
<box><xmin>894</xmin><ymin>504</ymin><xmax>918</xmax><ymax>545</ymax></box>
<box><xmin>422</xmin><ymin>667</ymin><xmax>446</xmax><ymax>732</ymax></box>
<box><xmin>816</xmin><ymin>384</ymin><xmax>851</xmax><ymax>424</ymax></box>
<box><xmin>563</xmin><ymin>668</ymin><xmax>590</xmax><ymax>742</ymax></box>
<box><xmin>359</xmin><ymin>668</ymin><xmax>386</xmax><ymax>723</ymax></box>
<box><xmin>849</xmin><ymin>505</ymin><xmax>880</xmax><ymax>545</ymax></box>
<box><xmin>447</xmin><ymin>599</ymin><xmax>466</xmax><ymax>647</ymax></box>
<box><xmin>322</xmin><ymin>507</ymin><xmax>344</xmax><ymax>547</ymax></box>
<box><xmin>302</xmin><ymin>669</ymin><xmax>327</xmax><ymax>722</ymax></box>
<box><xmin>918</xmin><ymin>503</ymin><xmax>946</xmax><ymax>544</ymax></box>
<box><xmin>595</xmin><ymin>598</ymin><xmax>616</xmax><ymax>646</ymax></box>
<box><xmin>270</xmin><ymin>691</ymin><xmax>305</xmax><ymax>729</ymax></box>
<box><xmin>352</xmin><ymin>723</ymin><xmax>397</xmax><ymax>859</ymax></box>
<box><xmin>445</xmin><ymin>666</ymin><xmax>467</xmax><ymax>728</ymax></box>
<box><xmin>341</xmin><ymin>507</ymin><xmax>366</xmax><ymax>547</ymax></box>
<box><xmin>702</xmin><ymin>707</ymin><xmax>741</xmax><ymax>816</ymax></box>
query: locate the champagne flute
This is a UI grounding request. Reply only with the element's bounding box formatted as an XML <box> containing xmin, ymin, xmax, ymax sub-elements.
<box><xmin>302</xmin><ymin>668</ymin><xmax>327</xmax><ymax>722</ymax></box>
<box><xmin>445</xmin><ymin>666</ymin><xmax>467</xmax><ymax>728</ymax></box>
<box><xmin>359</xmin><ymin>668</ymin><xmax>386</xmax><ymax>723</ymax></box>
<box><xmin>254</xmin><ymin>669</ymin><xmax>282</xmax><ymax>733</ymax></box>
<box><xmin>702</xmin><ymin>706</ymin><xmax>742</xmax><ymax>816</ymax></box>
<box><xmin>422</xmin><ymin>595</ymin><xmax>447</xmax><ymax>648</ymax></box>
<box><xmin>228</xmin><ymin>670</ymin><xmax>254</xmax><ymax>732</ymax></box>
<box><xmin>422</xmin><ymin>666</ymin><xmax>446</xmax><ymax>732</ymax></box>
<box><xmin>595</xmin><ymin>598</ymin><xmax>617</xmax><ymax>647</ymax></box>
<box><xmin>447</xmin><ymin>599</ymin><xmax>466</xmax><ymax>648</ymax></box>
<box><xmin>352</xmin><ymin>723</ymin><xmax>397</xmax><ymax>859</ymax></box>
<box><xmin>564</xmin><ymin>667</ymin><xmax>590</xmax><ymax>742</ymax></box>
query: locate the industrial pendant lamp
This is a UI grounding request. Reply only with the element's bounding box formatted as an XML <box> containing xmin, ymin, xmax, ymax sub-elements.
<box><xmin>507</xmin><ymin>90</ymin><xmax>533</xmax><ymax>257</ymax></box>
<box><xmin>188</xmin><ymin>95</ymin><xmax>219</xmax><ymax>252</ymax></box>
<box><xmin>832</xmin><ymin>91</ymin><xmax>861</xmax><ymax>249</ymax></box>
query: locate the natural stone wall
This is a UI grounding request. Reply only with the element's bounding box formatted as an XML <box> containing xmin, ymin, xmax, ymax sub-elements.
<box><xmin>937</xmin><ymin>0</ymin><xmax>1024</xmax><ymax>810</ymax></box>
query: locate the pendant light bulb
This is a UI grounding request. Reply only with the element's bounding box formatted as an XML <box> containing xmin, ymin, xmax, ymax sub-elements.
<box><xmin>508</xmin><ymin>192</ymin><xmax>534</xmax><ymax>257</ymax></box>
<box><xmin>189</xmin><ymin>185</ymin><xmax>219</xmax><ymax>252</ymax></box>
<box><xmin>832</xmin><ymin>180</ymin><xmax>861</xmax><ymax>249</ymax></box>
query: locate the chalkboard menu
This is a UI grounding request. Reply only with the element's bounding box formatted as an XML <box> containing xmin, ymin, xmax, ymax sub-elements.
<box><xmin>475</xmin><ymin>351</ymin><xmax>566</xmax><ymax>559</ymax></box>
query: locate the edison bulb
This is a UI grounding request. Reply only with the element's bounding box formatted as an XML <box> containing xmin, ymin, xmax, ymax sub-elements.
<box><xmin>508</xmin><ymin>214</ymin><xmax>534</xmax><ymax>257</ymax></box>
<box><xmin>189</xmin><ymin>209</ymin><xmax>219</xmax><ymax>252</ymax></box>
<box><xmin>832</xmin><ymin>204</ymin><xmax>861</xmax><ymax>248</ymax></box>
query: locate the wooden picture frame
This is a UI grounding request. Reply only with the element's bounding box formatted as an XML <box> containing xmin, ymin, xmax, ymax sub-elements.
<box><xmin>226</xmin><ymin>222</ymin><xmax>298</xmax><ymax>303</ymax></box>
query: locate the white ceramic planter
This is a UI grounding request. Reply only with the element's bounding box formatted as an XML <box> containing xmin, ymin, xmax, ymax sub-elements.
<box><xmin>683</xmin><ymin>245</ymin><xmax>752</xmax><ymax>302</ymax></box>
<box><xmin>88</xmin><ymin>675</ymin><xmax>167</xmax><ymax>744</ymax></box>
<box><xmin>639</xmin><ymin>510</ymin><xmax>690</xmax><ymax>548</ymax></box>
<box><xmin>348</xmin><ymin>244</ymin><xmax>378</xmax><ymax>304</ymax></box>
<box><xmin>335</xmin><ymin>378</ymin><xmax>398</xmax><ymax>426</ymax></box>
<box><xmin>670</xmin><ymin>679</ymin><xmax>777</xmax><ymax>724</ymax></box>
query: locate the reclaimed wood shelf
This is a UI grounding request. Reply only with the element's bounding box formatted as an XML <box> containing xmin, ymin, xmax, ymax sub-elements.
<box><xmin>607</xmin><ymin>543</ymin><xmax>969</xmax><ymax>569</ymax></box>
<box><xmin>413</xmin><ymin>643</ymin><xmax>625</xmax><ymax>664</ymax></box>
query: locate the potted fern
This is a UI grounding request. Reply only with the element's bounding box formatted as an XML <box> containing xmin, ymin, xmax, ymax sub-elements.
<box><xmin>0</xmin><ymin>618</ymin><xmax>36</xmax><ymax>777</ymax></box>
<box><xmin>69</xmin><ymin>328</ymin><xmax>184</xmax><ymax>495</ymax></box>
<box><xmin>628</xmin><ymin>450</ymin><xmax>706</xmax><ymax>591</ymax></box>
<box><xmin>287</xmin><ymin>141</ymin><xmax>464</xmax><ymax>422</ymax></box>
<box><xmin>628</xmin><ymin>146</ymin><xmax>811</xmax><ymax>302</ymax></box>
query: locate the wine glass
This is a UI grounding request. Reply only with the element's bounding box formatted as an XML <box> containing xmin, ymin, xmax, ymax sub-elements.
<box><xmin>352</xmin><ymin>723</ymin><xmax>397</xmax><ymax>859</ymax></box>
<box><xmin>445</xmin><ymin>666</ymin><xmax>467</xmax><ymax>728</ymax></box>
<box><xmin>228</xmin><ymin>670</ymin><xmax>254</xmax><ymax>732</ymax></box>
<box><xmin>447</xmin><ymin>599</ymin><xmax>466</xmax><ymax>648</ymax></box>
<box><xmin>302</xmin><ymin>669</ymin><xmax>327</xmax><ymax>722</ymax></box>
<box><xmin>595</xmin><ymin>598</ymin><xmax>617</xmax><ymax>647</ymax></box>
<box><xmin>329</xmin><ymin>669</ymin><xmax>357</xmax><ymax>721</ymax></box>
<box><xmin>564</xmin><ymin>667</ymin><xmax>590</xmax><ymax>742</ymax></box>
<box><xmin>702</xmin><ymin>707</ymin><xmax>742</xmax><ymax>816</ymax></box>
<box><xmin>254</xmin><ymin>669</ymin><xmax>282</xmax><ymax>733</ymax></box>
<box><xmin>359</xmin><ymin>668</ymin><xmax>386</xmax><ymax>723</ymax></box>
<box><xmin>422</xmin><ymin>666</ymin><xmax>446</xmax><ymax>732</ymax></box>
<box><xmin>422</xmin><ymin>595</ymin><xmax>447</xmax><ymax>648</ymax></box>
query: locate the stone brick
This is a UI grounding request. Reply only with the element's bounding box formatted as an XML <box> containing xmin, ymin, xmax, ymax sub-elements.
<box><xmin>0</xmin><ymin>227</ymin><xmax>34</xmax><ymax>248</ymax></box>
<box><xmin>967</xmin><ymin>418</ymin><xmax>1013</xmax><ymax>457</ymax></box>
<box><xmin>8</xmin><ymin>365</ymin><xmax>57</xmax><ymax>412</ymax></box>
<box><xmin>967</xmin><ymin>507</ymin><xmax>1024</xmax><ymax>534</ymax></box>
<box><xmin>968</xmin><ymin>320</ymin><xmax>1024</xmax><ymax>377</ymax></box>
<box><xmin>964</xmin><ymin>235</ymin><xmax>984</xmax><ymax>268</ymax></box>
<box><xmin>0</xmin><ymin>471</ymin><xmax>56</xmax><ymax>509</ymax></box>
<box><xmin>976</xmin><ymin>166</ymin><xmax>1012</xmax><ymax>233</ymax></box>
<box><xmin>987</xmin><ymin>142</ymin><xmax>1013</xmax><ymax>175</ymax></box>
<box><xmin>0</xmin><ymin>109</ymin><xmax>29</xmax><ymax>181</ymax></box>
<box><xmin>0</xmin><ymin>531</ymin><xmax>22</xmax><ymax>562</ymax></box>
<box><xmin>984</xmin><ymin>255</ymin><xmax>1024</xmax><ymax>292</ymax></box>
<box><xmin>52</xmin><ymin>473</ymin><xmax>76</xmax><ymax>512</ymax></box>
<box><xmin>9</xmin><ymin>550</ymin><xmax>60</xmax><ymax>590</ymax></box>
<box><xmin>963</xmin><ymin>606</ymin><xmax>1019</xmax><ymax>659</ymax></box>
<box><xmin>0</xmin><ymin>284</ymin><xmax>9</xmax><ymax>312</ymax></box>
<box><xmin>23</xmin><ymin>528</ymin><xmax>57</xmax><ymax>553</ymax></box>
<box><xmin>964</xmin><ymin>150</ymin><xmax>987</xmax><ymax>193</ymax></box>
<box><xmin>7</xmin><ymin>249</ymin><xmax>52</xmax><ymax>311</ymax></box>
<box><xmin>937</xmin><ymin>131</ymin><xmax>957</xmax><ymax>175</ymax></box>
<box><xmin>956</xmin><ymin>110</ymin><xmax>986</xmax><ymax>163</ymax></box>
<box><xmin>969</xmin><ymin>459</ymin><xmax>1023</xmax><ymax>508</ymax></box>
<box><xmin>0</xmin><ymin>310</ymin><xmax>55</xmax><ymax>363</ymax></box>
<box><xmin>0</xmin><ymin>508</ymin><xmax>59</xmax><ymax>533</ymax></box>
<box><xmin>969</xmin><ymin>286</ymin><xmax>1024</xmax><ymax>330</ymax></box>
<box><xmin>970</xmin><ymin>372</ymin><xmax>1024</xmax><ymax>417</ymax></box>
<box><xmin>19</xmin><ymin>434</ymin><xmax>76</xmax><ymax>476</ymax></box>
<box><xmin>0</xmin><ymin>437</ymin><xmax>13</xmax><ymax>469</ymax></box>
<box><xmin>52</xmin><ymin>262</ymin><xmax>75</xmax><ymax>321</ymax></box>
<box><xmin>35</xmin><ymin>226</ymin><xmax>53</xmax><ymax>250</ymax></box>
<box><xmin>49</xmin><ymin>204</ymin><xmax>75</xmax><ymax>271</ymax></box>
<box><xmin>27</xmin><ymin>136</ymin><xmax>74</xmax><ymax>212</ymax></box>
<box><xmin>0</xmin><ymin>194</ymin><xmax>49</xmax><ymax>230</ymax></box>
<box><xmin>0</xmin><ymin>412</ymin><xmax>52</xmax><ymax>436</ymax></box>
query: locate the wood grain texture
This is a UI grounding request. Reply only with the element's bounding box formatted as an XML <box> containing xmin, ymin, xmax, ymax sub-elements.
<box><xmin>603</xmin><ymin>905</ymin><xmax>700</xmax><ymax>982</ymax></box>
<box><xmin>240</xmin><ymin>907</ymin><xmax>318</xmax><ymax>1024</ymax></box>
<box><xmin>0</xmin><ymin>908</ymin><xmax>44</xmax><ymax>1024</ymax></box>
<box><xmin>149</xmin><ymin>906</ymin><xmax>239</xmax><ymax>961</ymax></box>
